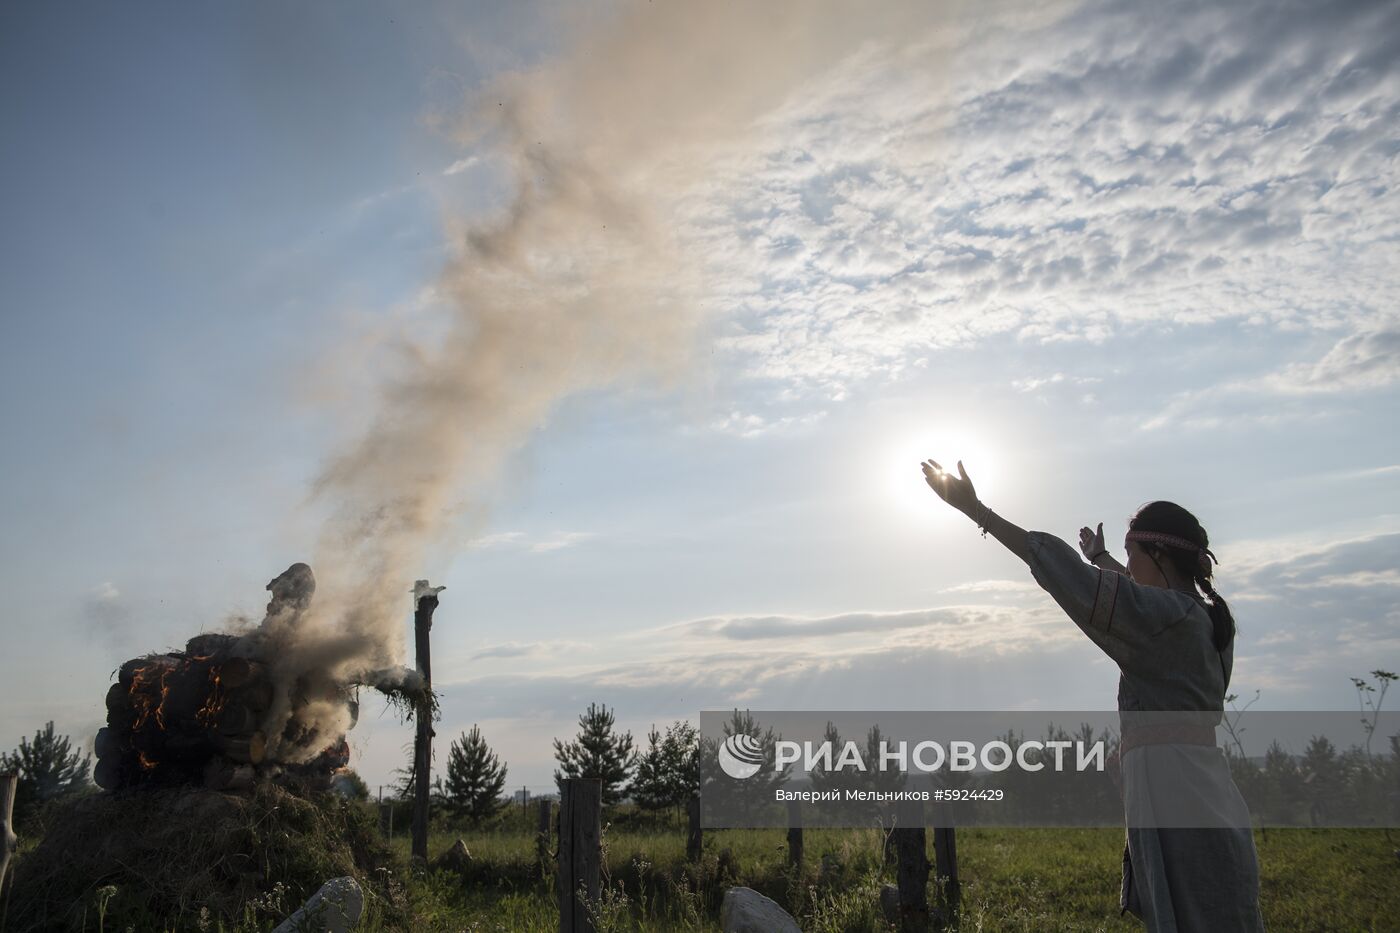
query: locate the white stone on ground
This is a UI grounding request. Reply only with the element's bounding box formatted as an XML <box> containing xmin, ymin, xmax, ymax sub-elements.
<box><xmin>720</xmin><ymin>886</ymin><xmax>802</xmax><ymax>933</ymax></box>
<box><xmin>271</xmin><ymin>876</ymin><xmax>364</xmax><ymax>933</ymax></box>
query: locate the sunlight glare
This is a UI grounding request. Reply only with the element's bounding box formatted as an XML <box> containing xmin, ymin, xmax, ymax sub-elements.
<box><xmin>883</xmin><ymin>425</ymin><xmax>1003</xmax><ymax>524</ymax></box>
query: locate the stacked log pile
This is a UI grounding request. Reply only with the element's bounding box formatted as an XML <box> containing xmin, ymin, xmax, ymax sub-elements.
<box><xmin>93</xmin><ymin>564</ymin><xmax>361</xmax><ymax>792</ymax></box>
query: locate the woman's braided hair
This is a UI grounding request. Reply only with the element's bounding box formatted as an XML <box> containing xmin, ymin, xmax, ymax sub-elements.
<box><xmin>1129</xmin><ymin>501</ymin><xmax>1235</xmax><ymax>652</ymax></box>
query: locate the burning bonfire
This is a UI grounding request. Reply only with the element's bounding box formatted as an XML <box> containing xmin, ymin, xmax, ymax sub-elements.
<box><xmin>95</xmin><ymin>562</ymin><xmax>422</xmax><ymax>793</ymax></box>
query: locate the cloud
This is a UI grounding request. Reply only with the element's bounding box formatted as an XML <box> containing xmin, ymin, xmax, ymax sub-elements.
<box><xmin>442</xmin><ymin>155</ymin><xmax>479</xmax><ymax>176</ymax></box>
<box><xmin>1011</xmin><ymin>372</ymin><xmax>1102</xmax><ymax>394</ymax></box>
<box><xmin>406</xmin><ymin>520</ymin><xmax>1400</xmax><ymax>783</ymax></box>
<box><xmin>680</xmin><ymin>0</ymin><xmax>1400</xmax><ymax>401</ymax></box>
<box><xmin>530</xmin><ymin>532</ymin><xmax>596</xmax><ymax>553</ymax></box>
<box><xmin>467</xmin><ymin>530</ymin><xmax>596</xmax><ymax>553</ymax></box>
<box><xmin>706</xmin><ymin>409</ymin><xmax>829</xmax><ymax>438</ymax></box>
<box><xmin>939</xmin><ymin>579</ymin><xmax>1042</xmax><ymax>596</ymax></box>
<box><xmin>651</xmin><ymin>601</ymin><xmax>1073</xmax><ymax>655</ymax></box>
<box><xmin>1216</xmin><ymin>528</ymin><xmax>1400</xmax><ymax>696</ymax></box>
<box><xmin>437</xmin><ymin>624</ymin><xmax>1109</xmax><ymax>724</ymax></box>
<box><xmin>1136</xmin><ymin>327</ymin><xmax>1400</xmax><ymax>430</ymax></box>
<box><xmin>1263</xmin><ymin>328</ymin><xmax>1400</xmax><ymax>394</ymax></box>
<box><xmin>1322</xmin><ymin>464</ymin><xmax>1400</xmax><ymax>482</ymax></box>
<box><xmin>468</xmin><ymin>639</ymin><xmax>592</xmax><ymax>661</ymax></box>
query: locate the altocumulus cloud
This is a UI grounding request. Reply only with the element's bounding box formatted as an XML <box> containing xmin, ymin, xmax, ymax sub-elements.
<box><xmin>682</xmin><ymin>0</ymin><xmax>1399</xmax><ymax>401</ymax></box>
<box><xmin>1221</xmin><ymin>529</ymin><xmax>1400</xmax><ymax>696</ymax></box>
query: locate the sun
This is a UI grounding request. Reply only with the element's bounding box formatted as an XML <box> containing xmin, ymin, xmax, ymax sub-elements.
<box><xmin>882</xmin><ymin>425</ymin><xmax>1003</xmax><ymax>523</ymax></box>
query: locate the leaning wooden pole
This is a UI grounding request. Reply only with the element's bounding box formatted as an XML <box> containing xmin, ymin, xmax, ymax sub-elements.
<box><xmin>411</xmin><ymin>581</ymin><xmax>442</xmax><ymax>862</ymax></box>
<box><xmin>1</xmin><ymin>772</ymin><xmax>18</xmax><ymax>900</ymax></box>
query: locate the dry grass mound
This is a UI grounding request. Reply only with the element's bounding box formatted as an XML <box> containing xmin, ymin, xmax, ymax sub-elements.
<box><xmin>7</xmin><ymin>784</ymin><xmax>403</xmax><ymax>932</ymax></box>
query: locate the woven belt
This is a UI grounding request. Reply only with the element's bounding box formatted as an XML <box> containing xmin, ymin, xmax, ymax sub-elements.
<box><xmin>1120</xmin><ymin>723</ymin><xmax>1217</xmax><ymax>757</ymax></box>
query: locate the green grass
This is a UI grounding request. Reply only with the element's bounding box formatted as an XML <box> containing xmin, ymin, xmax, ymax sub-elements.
<box><xmin>11</xmin><ymin>799</ymin><xmax>1397</xmax><ymax>930</ymax></box>
<box><xmin>374</xmin><ymin>815</ymin><xmax>1400</xmax><ymax>932</ymax></box>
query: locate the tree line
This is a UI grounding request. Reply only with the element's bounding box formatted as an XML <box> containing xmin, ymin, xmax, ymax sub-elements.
<box><xmin>8</xmin><ymin>669</ymin><xmax>1395</xmax><ymax>831</ymax></box>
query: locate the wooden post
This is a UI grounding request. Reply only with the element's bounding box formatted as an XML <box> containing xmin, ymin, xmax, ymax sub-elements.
<box><xmin>933</xmin><ymin>826</ymin><xmax>960</xmax><ymax>917</ymax></box>
<box><xmin>786</xmin><ymin>800</ymin><xmax>803</xmax><ymax>869</ymax></box>
<box><xmin>685</xmin><ymin>796</ymin><xmax>702</xmax><ymax>862</ymax></box>
<box><xmin>558</xmin><ymin>778</ymin><xmax>602</xmax><ymax>933</ymax></box>
<box><xmin>411</xmin><ymin>583</ymin><xmax>441</xmax><ymax>862</ymax></box>
<box><xmin>894</xmin><ymin>799</ymin><xmax>930</xmax><ymax>933</ymax></box>
<box><xmin>536</xmin><ymin>798</ymin><xmax>553</xmax><ymax>880</ymax></box>
<box><xmin>1</xmin><ymin>772</ymin><xmax>18</xmax><ymax>900</ymax></box>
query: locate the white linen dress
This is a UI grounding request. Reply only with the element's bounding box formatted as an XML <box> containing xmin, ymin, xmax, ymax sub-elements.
<box><xmin>1026</xmin><ymin>530</ymin><xmax>1267</xmax><ymax>932</ymax></box>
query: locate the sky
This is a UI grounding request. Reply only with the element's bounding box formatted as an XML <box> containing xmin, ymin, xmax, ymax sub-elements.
<box><xmin>2</xmin><ymin>0</ymin><xmax>1398</xmax><ymax>794</ymax></box>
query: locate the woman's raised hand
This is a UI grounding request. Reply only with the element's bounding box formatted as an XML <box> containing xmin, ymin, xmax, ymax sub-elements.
<box><xmin>921</xmin><ymin>459</ymin><xmax>979</xmax><ymax>515</ymax></box>
<box><xmin>1079</xmin><ymin>522</ymin><xmax>1105</xmax><ymax>561</ymax></box>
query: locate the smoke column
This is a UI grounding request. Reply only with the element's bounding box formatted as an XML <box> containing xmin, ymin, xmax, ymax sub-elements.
<box><xmin>268</xmin><ymin>1</ymin><xmax>959</xmax><ymax>752</ymax></box>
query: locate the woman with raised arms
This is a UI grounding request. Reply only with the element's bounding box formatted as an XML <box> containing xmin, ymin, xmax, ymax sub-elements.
<box><xmin>921</xmin><ymin>458</ymin><xmax>1265</xmax><ymax>932</ymax></box>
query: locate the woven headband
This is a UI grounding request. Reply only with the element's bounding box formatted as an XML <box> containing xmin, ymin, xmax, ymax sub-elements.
<box><xmin>1126</xmin><ymin>531</ymin><xmax>1218</xmax><ymax>571</ymax></box>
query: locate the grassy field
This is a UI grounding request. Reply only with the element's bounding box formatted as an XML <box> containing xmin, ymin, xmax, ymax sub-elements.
<box><xmin>381</xmin><ymin>815</ymin><xmax>1400</xmax><ymax>932</ymax></box>
<box><xmin>11</xmin><ymin>794</ymin><xmax>1396</xmax><ymax>931</ymax></box>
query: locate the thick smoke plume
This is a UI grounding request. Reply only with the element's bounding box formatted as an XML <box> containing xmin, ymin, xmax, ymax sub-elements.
<box><xmin>261</xmin><ymin>1</ymin><xmax>956</xmax><ymax>758</ymax></box>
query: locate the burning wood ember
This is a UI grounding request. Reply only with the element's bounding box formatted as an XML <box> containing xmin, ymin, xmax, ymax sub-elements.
<box><xmin>94</xmin><ymin>563</ymin><xmax>413</xmax><ymax>792</ymax></box>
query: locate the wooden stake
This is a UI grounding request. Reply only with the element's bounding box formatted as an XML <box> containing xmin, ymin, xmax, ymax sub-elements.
<box><xmin>934</xmin><ymin>826</ymin><xmax>960</xmax><ymax>917</ymax></box>
<box><xmin>557</xmin><ymin>778</ymin><xmax>601</xmax><ymax>933</ymax></box>
<box><xmin>536</xmin><ymin>797</ymin><xmax>553</xmax><ymax>880</ymax></box>
<box><xmin>1</xmin><ymin>772</ymin><xmax>17</xmax><ymax>901</ymax></box>
<box><xmin>786</xmin><ymin>800</ymin><xmax>803</xmax><ymax>869</ymax></box>
<box><xmin>894</xmin><ymin>799</ymin><xmax>930</xmax><ymax>933</ymax></box>
<box><xmin>686</xmin><ymin>796</ymin><xmax>702</xmax><ymax>862</ymax></box>
<box><xmin>411</xmin><ymin>584</ymin><xmax>441</xmax><ymax>862</ymax></box>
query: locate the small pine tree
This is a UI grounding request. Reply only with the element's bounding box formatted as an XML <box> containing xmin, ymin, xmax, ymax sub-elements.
<box><xmin>632</xmin><ymin>721</ymin><xmax>699</xmax><ymax>818</ymax></box>
<box><xmin>553</xmin><ymin>702</ymin><xmax>636</xmax><ymax>806</ymax></box>
<box><xmin>443</xmin><ymin>725</ymin><xmax>509</xmax><ymax>826</ymax></box>
<box><xmin>631</xmin><ymin>725</ymin><xmax>671</xmax><ymax>813</ymax></box>
<box><xmin>700</xmin><ymin>709</ymin><xmax>787</xmax><ymax>823</ymax></box>
<box><xmin>659</xmin><ymin>720</ymin><xmax>699</xmax><ymax>818</ymax></box>
<box><xmin>0</xmin><ymin>721</ymin><xmax>92</xmax><ymax>824</ymax></box>
<box><xmin>863</xmin><ymin>723</ymin><xmax>907</xmax><ymax>795</ymax></box>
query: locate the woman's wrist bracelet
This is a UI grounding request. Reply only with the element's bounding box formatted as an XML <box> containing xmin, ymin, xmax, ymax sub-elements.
<box><xmin>972</xmin><ymin>500</ymin><xmax>990</xmax><ymax>537</ymax></box>
<box><xmin>1090</xmin><ymin>549</ymin><xmax>1109</xmax><ymax>563</ymax></box>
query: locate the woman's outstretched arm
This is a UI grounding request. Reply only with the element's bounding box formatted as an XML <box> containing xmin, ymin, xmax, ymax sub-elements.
<box><xmin>920</xmin><ymin>459</ymin><xmax>1031</xmax><ymax>565</ymax></box>
<box><xmin>1078</xmin><ymin>521</ymin><xmax>1128</xmax><ymax>575</ymax></box>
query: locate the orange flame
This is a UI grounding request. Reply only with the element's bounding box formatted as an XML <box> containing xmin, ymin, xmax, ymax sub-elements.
<box><xmin>196</xmin><ymin>664</ymin><xmax>227</xmax><ymax>728</ymax></box>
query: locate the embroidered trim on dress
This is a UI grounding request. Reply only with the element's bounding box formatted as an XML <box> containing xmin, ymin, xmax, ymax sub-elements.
<box><xmin>1090</xmin><ymin>570</ymin><xmax>1119</xmax><ymax>632</ymax></box>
